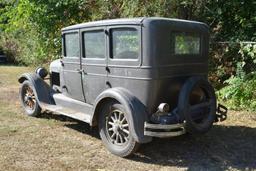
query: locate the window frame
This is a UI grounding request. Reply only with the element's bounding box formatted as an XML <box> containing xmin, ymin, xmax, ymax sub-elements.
<box><xmin>110</xmin><ymin>27</ymin><xmax>139</xmax><ymax>60</ymax></box>
<box><xmin>63</xmin><ymin>31</ymin><xmax>80</xmax><ymax>58</ymax></box>
<box><xmin>171</xmin><ymin>31</ymin><xmax>202</xmax><ymax>57</ymax></box>
<box><xmin>80</xmin><ymin>27</ymin><xmax>107</xmax><ymax>66</ymax></box>
<box><xmin>107</xmin><ymin>25</ymin><xmax>142</xmax><ymax>67</ymax></box>
<box><xmin>82</xmin><ymin>29</ymin><xmax>106</xmax><ymax>60</ymax></box>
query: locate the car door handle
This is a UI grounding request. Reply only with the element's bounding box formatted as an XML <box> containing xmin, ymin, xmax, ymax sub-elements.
<box><xmin>76</xmin><ymin>69</ymin><xmax>87</xmax><ymax>75</ymax></box>
<box><xmin>76</xmin><ymin>69</ymin><xmax>83</xmax><ymax>73</ymax></box>
<box><xmin>105</xmin><ymin>66</ymin><xmax>110</xmax><ymax>73</ymax></box>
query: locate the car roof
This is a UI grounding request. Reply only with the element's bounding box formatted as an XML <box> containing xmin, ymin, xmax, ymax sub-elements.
<box><xmin>62</xmin><ymin>17</ymin><xmax>207</xmax><ymax>31</ymax></box>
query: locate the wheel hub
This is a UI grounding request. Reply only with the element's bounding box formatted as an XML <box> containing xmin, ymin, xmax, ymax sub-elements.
<box><xmin>113</xmin><ymin>121</ymin><xmax>121</xmax><ymax>133</ymax></box>
<box><xmin>25</xmin><ymin>95</ymin><xmax>33</xmax><ymax>100</ymax></box>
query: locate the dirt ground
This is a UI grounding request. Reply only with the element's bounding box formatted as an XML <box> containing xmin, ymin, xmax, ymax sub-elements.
<box><xmin>0</xmin><ymin>65</ymin><xmax>255</xmax><ymax>171</ymax></box>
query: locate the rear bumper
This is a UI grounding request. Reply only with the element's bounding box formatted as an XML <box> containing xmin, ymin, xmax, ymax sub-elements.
<box><xmin>215</xmin><ymin>104</ymin><xmax>228</xmax><ymax>122</ymax></box>
<box><xmin>144</xmin><ymin>122</ymin><xmax>186</xmax><ymax>138</ymax></box>
<box><xmin>144</xmin><ymin>104</ymin><xmax>228</xmax><ymax>138</ymax></box>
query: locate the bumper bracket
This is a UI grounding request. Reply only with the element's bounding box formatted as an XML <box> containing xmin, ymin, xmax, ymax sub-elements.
<box><xmin>215</xmin><ymin>104</ymin><xmax>228</xmax><ymax>122</ymax></box>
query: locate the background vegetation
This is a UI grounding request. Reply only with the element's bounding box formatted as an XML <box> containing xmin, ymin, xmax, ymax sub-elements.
<box><xmin>0</xmin><ymin>0</ymin><xmax>255</xmax><ymax>111</ymax></box>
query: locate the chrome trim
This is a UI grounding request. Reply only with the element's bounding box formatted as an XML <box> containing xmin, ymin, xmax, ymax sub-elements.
<box><xmin>144</xmin><ymin>122</ymin><xmax>186</xmax><ymax>138</ymax></box>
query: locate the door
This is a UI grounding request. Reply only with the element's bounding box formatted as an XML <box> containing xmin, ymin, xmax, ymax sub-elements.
<box><xmin>106</xmin><ymin>25</ymin><xmax>142</xmax><ymax>88</ymax></box>
<box><xmin>62</xmin><ymin>30</ymin><xmax>85</xmax><ymax>102</ymax></box>
<box><xmin>81</xmin><ymin>27</ymin><xmax>107</xmax><ymax>104</ymax></box>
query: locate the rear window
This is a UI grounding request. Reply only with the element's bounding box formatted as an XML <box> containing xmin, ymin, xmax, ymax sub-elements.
<box><xmin>111</xmin><ymin>28</ymin><xmax>139</xmax><ymax>59</ymax></box>
<box><xmin>173</xmin><ymin>32</ymin><xmax>201</xmax><ymax>55</ymax></box>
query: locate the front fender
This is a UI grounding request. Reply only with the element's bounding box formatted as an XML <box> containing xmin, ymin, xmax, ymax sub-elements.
<box><xmin>18</xmin><ymin>73</ymin><xmax>54</xmax><ymax>106</ymax></box>
<box><xmin>92</xmin><ymin>87</ymin><xmax>152</xmax><ymax>143</ymax></box>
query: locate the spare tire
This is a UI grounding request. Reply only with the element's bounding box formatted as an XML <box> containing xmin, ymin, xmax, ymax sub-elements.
<box><xmin>178</xmin><ymin>76</ymin><xmax>216</xmax><ymax>134</ymax></box>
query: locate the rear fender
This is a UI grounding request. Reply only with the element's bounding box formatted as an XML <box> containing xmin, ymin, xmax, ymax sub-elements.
<box><xmin>18</xmin><ymin>73</ymin><xmax>54</xmax><ymax>106</ymax></box>
<box><xmin>92</xmin><ymin>87</ymin><xmax>152</xmax><ymax>143</ymax></box>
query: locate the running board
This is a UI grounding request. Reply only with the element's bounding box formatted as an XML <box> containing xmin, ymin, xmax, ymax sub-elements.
<box><xmin>40</xmin><ymin>103</ymin><xmax>91</xmax><ymax>123</ymax></box>
<box><xmin>40</xmin><ymin>93</ymin><xmax>93</xmax><ymax>124</ymax></box>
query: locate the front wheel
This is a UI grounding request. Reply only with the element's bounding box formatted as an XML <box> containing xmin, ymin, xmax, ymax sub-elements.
<box><xmin>19</xmin><ymin>80</ymin><xmax>41</xmax><ymax>117</ymax></box>
<box><xmin>98</xmin><ymin>101</ymin><xmax>139</xmax><ymax>157</ymax></box>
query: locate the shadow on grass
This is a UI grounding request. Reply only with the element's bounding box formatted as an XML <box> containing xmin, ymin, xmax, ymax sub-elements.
<box><xmin>132</xmin><ymin>125</ymin><xmax>256</xmax><ymax>170</ymax></box>
<box><xmin>0</xmin><ymin>63</ymin><xmax>20</xmax><ymax>67</ymax></box>
<box><xmin>39</xmin><ymin>111</ymin><xmax>100</xmax><ymax>139</ymax></box>
<box><xmin>39</xmin><ymin>112</ymin><xmax>256</xmax><ymax>170</ymax></box>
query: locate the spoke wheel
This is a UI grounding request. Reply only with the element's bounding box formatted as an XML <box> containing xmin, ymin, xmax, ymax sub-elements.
<box><xmin>106</xmin><ymin>109</ymin><xmax>130</xmax><ymax>146</ymax></box>
<box><xmin>98</xmin><ymin>101</ymin><xmax>139</xmax><ymax>157</ymax></box>
<box><xmin>20</xmin><ymin>80</ymin><xmax>41</xmax><ymax>116</ymax></box>
<box><xmin>23</xmin><ymin>85</ymin><xmax>36</xmax><ymax>110</ymax></box>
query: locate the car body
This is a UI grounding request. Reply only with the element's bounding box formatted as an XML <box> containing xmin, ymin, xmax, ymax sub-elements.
<box><xmin>18</xmin><ymin>17</ymin><xmax>227</xmax><ymax>157</ymax></box>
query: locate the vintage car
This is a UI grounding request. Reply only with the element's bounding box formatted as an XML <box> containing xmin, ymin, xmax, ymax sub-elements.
<box><xmin>18</xmin><ymin>17</ymin><xmax>227</xmax><ymax>157</ymax></box>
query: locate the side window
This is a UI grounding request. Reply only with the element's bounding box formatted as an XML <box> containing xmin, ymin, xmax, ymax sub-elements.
<box><xmin>83</xmin><ymin>30</ymin><xmax>105</xmax><ymax>58</ymax></box>
<box><xmin>173</xmin><ymin>32</ymin><xmax>201</xmax><ymax>55</ymax></box>
<box><xmin>64</xmin><ymin>32</ymin><xmax>79</xmax><ymax>57</ymax></box>
<box><xmin>111</xmin><ymin>28</ymin><xmax>139</xmax><ymax>59</ymax></box>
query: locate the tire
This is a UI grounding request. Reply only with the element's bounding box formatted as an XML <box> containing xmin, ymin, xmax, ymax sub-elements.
<box><xmin>98</xmin><ymin>100</ymin><xmax>139</xmax><ymax>157</ymax></box>
<box><xmin>178</xmin><ymin>76</ymin><xmax>216</xmax><ymax>134</ymax></box>
<box><xmin>19</xmin><ymin>80</ymin><xmax>41</xmax><ymax>117</ymax></box>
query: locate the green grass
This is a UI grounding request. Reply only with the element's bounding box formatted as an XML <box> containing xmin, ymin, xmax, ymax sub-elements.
<box><xmin>0</xmin><ymin>65</ymin><xmax>255</xmax><ymax>171</ymax></box>
<box><xmin>0</xmin><ymin>65</ymin><xmax>33</xmax><ymax>86</ymax></box>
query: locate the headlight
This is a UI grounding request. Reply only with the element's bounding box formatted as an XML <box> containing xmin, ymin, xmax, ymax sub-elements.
<box><xmin>35</xmin><ymin>67</ymin><xmax>48</xmax><ymax>79</ymax></box>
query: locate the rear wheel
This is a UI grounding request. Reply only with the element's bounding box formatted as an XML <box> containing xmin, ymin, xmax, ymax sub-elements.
<box><xmin>98</xmin><ymin>100</ymin><xmax>139</xmax><ymax>157</ymax></box>
<box><xmin>20</xmin><ymin>80</ymin><xmax>41</xmax><ymax>116</ymax></box>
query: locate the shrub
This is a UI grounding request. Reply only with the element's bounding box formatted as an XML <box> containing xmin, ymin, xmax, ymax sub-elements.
<box><xmin>0</xmin><ymin>33</ymin><xmax>20</xmax><ymax>63</ymax></box>
<box><xmin>217</xmin><ymin>43</ymin><xmax>256</xmax><ymax>111</ymax></box>
<box><xmin>218</xmin><ymin>73</ymin><xmax>256</xmax><ymax>111</ymax></box>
